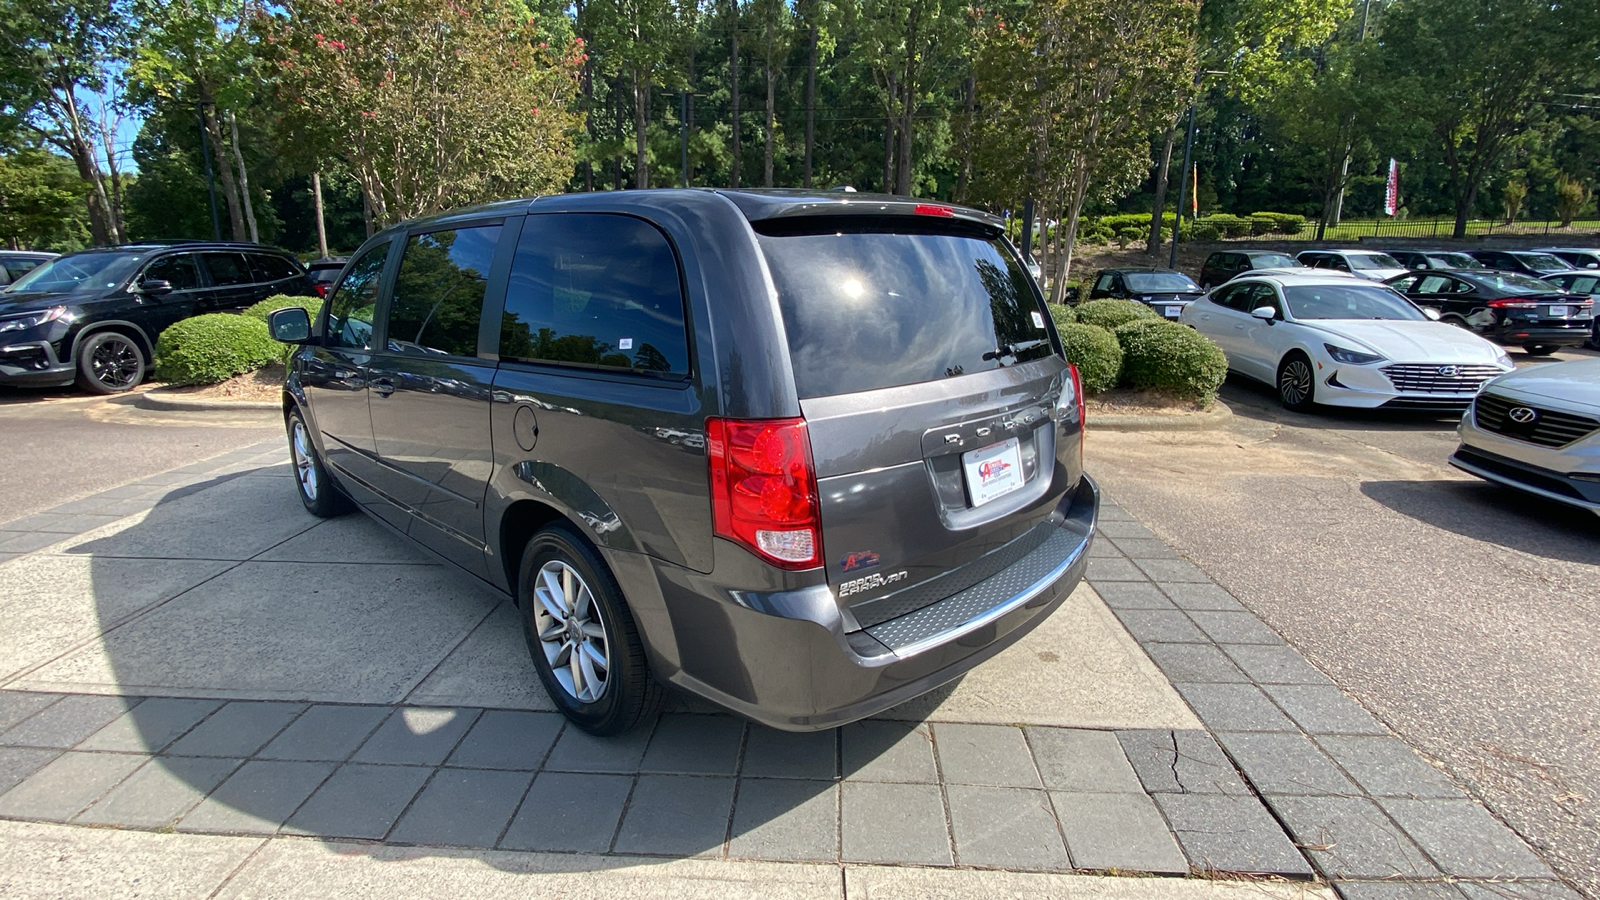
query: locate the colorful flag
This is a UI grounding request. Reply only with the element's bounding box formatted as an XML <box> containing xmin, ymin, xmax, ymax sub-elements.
<box><xmin>1384</xmin><ymin>158</ymin><xmax>1399</xmax><ymax>216</ymax></box>
<box><xmin>1191</xmin><ymin>164</ymin><xmax>1199</xmax><ymax>217</ymax></box>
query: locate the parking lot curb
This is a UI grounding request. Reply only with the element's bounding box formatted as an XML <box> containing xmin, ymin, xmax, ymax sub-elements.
<box><xmin>1090</xmin><ymin>399</ymin><xmax>1233</xmax><ymax>432</ymax></box>
<box><xmin>133</xmin><ymin>391</ymin><xmax>279</xmax><ymax>412</ymax></box>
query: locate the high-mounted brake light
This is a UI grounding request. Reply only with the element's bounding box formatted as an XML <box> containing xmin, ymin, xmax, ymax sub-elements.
<box><xmin>914</xmin><ymin>204</ymin><xmax>955</xmax><ymax>217</ymax></box>
<box><xmin>706</xmin><ymin>417</ymin><xmax>822</xmax><ymax>570</ymax></box>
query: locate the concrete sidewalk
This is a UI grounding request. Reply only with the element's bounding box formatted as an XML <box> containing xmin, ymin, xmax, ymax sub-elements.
<box><xmin>0</xmin><ymin>441</ymin><xmax>1574</xmax><ymax>899</ymax></box>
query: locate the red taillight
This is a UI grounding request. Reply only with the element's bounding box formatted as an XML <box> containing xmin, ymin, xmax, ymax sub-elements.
<box><xmin>1069</xmin><ymin>363</ymin><xmax>1085</xmax><ymax>451</ymax></box>
<box><xmin>914</xmin><ymin>204</ymin><xmax>955</xmax><ymax>217</ymax></box>
<box><xmin>1486</xmin><ymin>298</ymin><xmax>1536</xmax><ymax>309</ymax></box>
<box><xmin>314</xmin><ymin>283</ymin><xmax>330</xmax><ymax>298</ymax></box>
<box><xmin>706</xmin><ymin>417</ymin><xmax>822</xmax><ymax>570</ymax></box>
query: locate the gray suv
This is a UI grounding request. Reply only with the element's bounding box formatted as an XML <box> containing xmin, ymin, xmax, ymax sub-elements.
<box><xmin>267</xmin><ymin>190</ymin><xmax>1098</xmax><ymax>735</ymax></box>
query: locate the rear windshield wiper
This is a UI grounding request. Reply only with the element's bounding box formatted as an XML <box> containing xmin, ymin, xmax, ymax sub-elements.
<box><xmin>984</xmin><ymin>339</ymin><xmax>1049</xmax><ymax>361</ymax></box>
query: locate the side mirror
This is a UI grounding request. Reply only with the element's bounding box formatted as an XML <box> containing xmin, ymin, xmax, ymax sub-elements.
<box><xmin>1422</xmin><ymin>307</ymin><xmax>1442</xmax><ymax>321</ymax></box>
<box><xmin>267</xmin><ymin>306</ymin><xmax>312</xmax><ymax>343</ymax></box>
<box><xmin>1250</xmin><ymin>306</ymin><xmax>1277</xmax><ymax>321</ymax></box>
<box><xmin>137</xmin><ymin>279</ymin><xmax>173</xmax><ymax>296</ymax></box>
<box><xmin>1026</xmin><ymin>260</ymin><xmax>1043</xmax><ymax>283</ymax></box>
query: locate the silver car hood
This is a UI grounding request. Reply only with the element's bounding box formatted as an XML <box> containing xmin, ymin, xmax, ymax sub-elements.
<box><xmin>1481</xmin><ymin>359</ymin><xmax>1600</xmax><ymax>412</ymax></box>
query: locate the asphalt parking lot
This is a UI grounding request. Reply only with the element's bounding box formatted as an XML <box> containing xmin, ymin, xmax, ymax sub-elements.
<box><xmin>1086</xmin><ymin>345</ymin><xmax>1600</xmax><ymax>899</ymax></box>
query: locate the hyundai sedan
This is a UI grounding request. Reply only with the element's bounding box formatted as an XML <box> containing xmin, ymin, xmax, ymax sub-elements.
<box><xmin>1181</xmin><ymin>271</ymin><xmax>1512</xmax><ymax>412</ymax></box>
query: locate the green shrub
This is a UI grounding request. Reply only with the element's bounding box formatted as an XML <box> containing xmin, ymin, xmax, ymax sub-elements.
<box><xmin>155</xmin><ymin>314</ymin><xmax>282</xmax><ymax>386</ymax></box>
<box><xmin>1075</xmin><ymin>298</ymin><xmax>1160</xmax><ymax>331</ymax></box>
<box><xmin>1248</xmin><ymin>212</ymin><xmax>1308</xmax><ymax>236</ymax></box>
<box><xmin>1048</xmin><ymin>303</ymin><xmax>1077</xmax><ymax>328</ymax></box>
<box><xmin>1193</xmin><ymin>222</ymin><xmax>1222</xmax><ymax>241</ymax></box>
<box><xmin>1054</xmin><ymin>321</ymin><xmax>1122</xmax><ymax>393</ymax></box>
<box><xmin>1112</xmin><ymin>319</ymin><xmax>1229</xmax><ymax>403</ymax></box>
<box><xmin>242</xmin><ymin>293</ymin><xmax>319</xmax><ymax>323</ymax></box>
<box><xmin>1249</xmin><ymin>216</ymin><xmax>1276</xmax><ymax>236</ymax></box>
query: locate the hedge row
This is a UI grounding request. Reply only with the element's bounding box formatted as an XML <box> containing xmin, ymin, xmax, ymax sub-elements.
<box><xmin>1049</xmin><ymin>299</ymin><xmax>1227</xmax><ymax>404</ymax></box>
<box><xmin>1007</xmin><ymin>211</ymin><xmax>1305</xmax><ymax>248</ymax></box>
<box><xmin>155</xmin><ymin>314</ymin><xmax>282</xmax><ymax>386</ymax></box>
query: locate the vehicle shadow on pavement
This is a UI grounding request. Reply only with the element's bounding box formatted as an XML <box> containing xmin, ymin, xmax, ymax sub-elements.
<box><xmin>1218</xmin><ymin>378</ymin><xmax>1466</xmax><ymax>432</ymax></box>
<box><xmin>1361</xmin><ymin>479</ymin><xmax>1600</xmax><ymax>562</ymax></box>
<box><xmin>29</xmin><ymin>460</ymin><xmax>980</xmax><ymax>870</ymax></box>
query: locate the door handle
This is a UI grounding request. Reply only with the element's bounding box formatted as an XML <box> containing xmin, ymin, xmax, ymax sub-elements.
<box><xmin>372</xmin><ymin>377</ymin><xmax>396</xmax><ymax>397</ymax></box>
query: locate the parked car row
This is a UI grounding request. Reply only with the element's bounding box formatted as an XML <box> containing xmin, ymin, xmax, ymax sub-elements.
<box><xmin>0</xmin><ymin>242</ymin><xmax>321</xmax><ymax>393</ymax></box>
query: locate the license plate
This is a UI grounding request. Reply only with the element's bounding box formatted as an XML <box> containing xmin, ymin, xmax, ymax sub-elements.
<box><xmin>1549</xmin><ymin>304</ymin><xmax>1569</xmax><ymax>317</ymax></box>
<box><xmin>962</xmin><ymin>438</ymin><xmax>1025</xmax><ymax>507</ymax></box>
<box><xmin>1164</xmin><ymin>306</ymin><xmax>1183</xmax><ymax>317</ymax></box>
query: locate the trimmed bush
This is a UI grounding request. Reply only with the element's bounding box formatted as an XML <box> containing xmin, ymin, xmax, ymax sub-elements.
<box><xmin>155</xmin><ymin>314</ymin><xmax>282</xmax><ymax>386</ymax></box>
<box><xmin>242</xmin><ymin>293</ymin><xmax>319</xmax><ymax>323</ymax></box>
<box><xmin>1193</xmin><ymin>222</ymin><xmax>1222</xmax><ymax>241</ymax></box>
<box><xmin>1074</xmin><ymin>298</ymin><xmax>1160</xmax><ymax>331</ymax></box>
<box><xmin>1249</xmin><ymin>211</ymin><xmax>1308</xmax><ymax>236</ymax></box>
<box><xmin>1112</xmin><ymin>319</ymin><xmax>1228</xmax><ymax>404</ymax></box>
<box><xmin>1249</xmin><ymin>216</ymin><xmax>1276</xmax><ymax>236</ymax></box>
<box><xmin>1055</xmin><ymin>321</ymin><xmax>1122</xmax><ymax>393</ymax></box>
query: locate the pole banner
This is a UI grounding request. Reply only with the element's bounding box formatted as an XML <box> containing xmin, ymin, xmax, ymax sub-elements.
<box><xmin>1384</xmin><ymin>158</ymin><xmax>1399</xmax><ymax>216</ymax></box>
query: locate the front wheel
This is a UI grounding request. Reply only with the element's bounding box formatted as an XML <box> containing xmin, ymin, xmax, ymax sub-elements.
<box><xmin>287</xmin><ymin>407</ymin><xmax>353</xmax><ymax>517</ymax></box>
<box><xmin>1277</xmin><ymin>352</ymin><xmax>1316</xmax><ymax>412</ymax></box>
<box><xmin>519</xmin><ymin>524</ymin><xmax>661</xmax><ymax>735</ymax></box>
<box><xmin>75</xmin><ymin>332</ymin><xmax>146</xmax><ymax>394</ymax></box>
<box><xmin>1522</xmin><ymin>344</ymin><xmax>1559</xmax><ymax>356</ymax></box>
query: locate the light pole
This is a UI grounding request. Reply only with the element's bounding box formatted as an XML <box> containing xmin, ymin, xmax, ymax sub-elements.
<box><xmin>1168</xmin><ymin>103</ymin><xmax>1196</xmax><ymax>270</ymax></box>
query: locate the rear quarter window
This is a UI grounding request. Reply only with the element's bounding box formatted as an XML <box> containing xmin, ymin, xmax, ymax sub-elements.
<box><xmin>756</xmin><ymin>222</ymin><xmax>1051</xmax><ymax>400</ymax></box>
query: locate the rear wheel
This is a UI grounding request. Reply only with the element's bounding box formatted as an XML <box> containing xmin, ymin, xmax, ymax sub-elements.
<box><xmin>287</xmin><ymin>407</ymin><xmax>354</xmax><ymax>517</ymax></box>
<box><xmin>520</xmin><ymin>524</ymin><xmax>661</xmax><ymax>735</ymax></box>
<box><xmin>1277</xmin><ymin>352</ymin><xmax>1316</xmax><ymax>412</ymax></box>
<box><xmin>75</xmin><ymin>332</ymin><xmax>145</xmax><ymax>394</ymax></box>
<box><xmin>1522</xmin><ymin>344</ymin><xmax>1559</xmax><ymax>356</ymax></box>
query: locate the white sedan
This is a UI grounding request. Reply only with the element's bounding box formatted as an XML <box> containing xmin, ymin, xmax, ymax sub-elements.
<box><xmin>1181</xmin><ymin>271</ymin><xmax>1513</xmax><ymax>412</ymax></box>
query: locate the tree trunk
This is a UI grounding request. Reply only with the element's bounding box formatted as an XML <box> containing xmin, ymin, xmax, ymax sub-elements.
<box><xmin>227</xmin><ymin>110</ymin><xmax>259</xmax><ymax>243</ymax></box>
<box><xmin>1146</xmin><ymin>126</ymin><xmax>1176</xmax><ymax>255</ymax></box>
<box><xmin>896</xmin><ymin>74</ymin><xmax>914</xmax><ymax>195</ymax></box>
<box><xmin>581</xmin><ymin>56</ymin><xmax>595</xmax><ymax>191</ymax></box>
<box><xmin>1054</xmin><ymin>167</ymin><xmax>1093</xmax><ymax>299</ymax></box>
<box><xmin>955</xmin><ymin>75</ymin><xmax>974</xmax><ymax>204</ymax></box>
<box><xmin>613</xmin><ymin>74</ymin><xmax>626</xmax><ymax>190</ymax></box>
<box><xmin>804</xmin><ymin>25</ymin><xmax>816</xmax><ymax>188</ymax></box>
<box><xmin>312</xmin><ymin>171</ymin><xmax>329</xmax><ymax>258</ymax></box>
<box><xmin>730</xmin><ymin>6</ymin><xmax>741</xmax><ymax>189</ymax></box>
<box><xmin>95</xmin><ymin>111</ymin><xmax>125</xmax><ymax>241</ymax></box>
<box><xmin>55</xmin><ymin>87</ymin><xmax>116</xmax><ymax>245</ymax></box>
<box><xmin>763</xmin><ymin>53</ymin><xmax>775</xmax><ymax>186</ymax></box>
<box><xmin>882</xmin><ymin>74</ymin><xmax>896</xmax><ymax>192</ymax></box>
<box><xmin>198</xmin><ymin>86</ymin><xmax>246</xmax><ymax>240</ymax></box>
<box><xmin>1454</xmin><ymin>184</ymin><xmax>1475</xmax><ymax>238</ymax></box>
<box><xmin>634</xmin><ymin>68</ymin><xmax>649</xmax><ymax>189</ymax></box>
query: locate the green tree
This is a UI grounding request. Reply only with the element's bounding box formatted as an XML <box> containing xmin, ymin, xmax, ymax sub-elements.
<box><xmin>1270</xmin><ymin>39</ymin><xmax>1384</xmax><ymax>239</ymax></box>
<box><xmin>0</xmin><ymin>146</ymin><xmax>89</xmax><ymax>248</ymax></box>
<box><xmin>0</xmin><ymin>0</ymin><xmax>128</xmax><ymax>244</ymax></box>
<box><xmin>264</xmin><ymin>0</ymin><xmax>585</xmax><ymax>226</ymax></box>
<box><xmin>1375</xmin><ymin>0</ymin><xmax>1600</xmax><ymax>236</ymax></box>
<box><xmin>1553</xmin><ymin>173</ymin><xmax>1590</xmax><ymax>227</ymax></box>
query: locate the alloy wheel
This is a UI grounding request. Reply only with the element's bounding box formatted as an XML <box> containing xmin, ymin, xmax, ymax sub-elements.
<box><xmin>532</xmin><ymin>560</ymin><xmax>611</xmax><ymax>703</ymax></box>
<box><xmin>90</xmin><ymin>337</ymin><xmax>141</xmax><ymax>390</ymax></box>
<box><xmin>1280</xmin><ymin>359</ymin><xmax>1313</xmax><ymax>407</ymax></box>
<box><xmin>291</xmin><ymin>420</ymin><xmax>319</xmax><ymax>501</ymax></box>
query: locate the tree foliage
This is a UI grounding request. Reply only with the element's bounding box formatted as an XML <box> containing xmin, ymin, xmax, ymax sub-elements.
<box><xmin>263</xmin><ymin>0</ymin><xmax>585</xmax><ymax>226</ymax></box>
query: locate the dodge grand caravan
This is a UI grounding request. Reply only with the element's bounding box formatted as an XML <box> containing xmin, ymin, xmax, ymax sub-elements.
<box><xmin>267</xmin><ymin>189</ymin><xmax>1099</xmax><ymax>735</ymax></box>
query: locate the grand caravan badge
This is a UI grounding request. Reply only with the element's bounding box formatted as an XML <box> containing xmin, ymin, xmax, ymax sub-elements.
<box><xmin>838</xmin><ymin>570</ymin><xmax>909</xmax><ymax>599</ymax></box>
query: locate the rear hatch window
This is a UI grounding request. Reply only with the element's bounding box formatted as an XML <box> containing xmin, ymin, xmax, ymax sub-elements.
<box><xmin>756</xmin><ymin>220</ymin><xmax>1052</xmax><ymax>400</ymax></box>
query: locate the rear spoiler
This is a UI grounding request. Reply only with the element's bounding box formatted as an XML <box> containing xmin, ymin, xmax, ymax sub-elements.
<box><xmin>717</xmin><ymin>191</ymin><xmax>1005</xmax><ymax>238</ymax></box>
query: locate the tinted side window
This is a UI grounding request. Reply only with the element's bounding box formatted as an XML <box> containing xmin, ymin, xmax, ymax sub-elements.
<box><xmin>248</xmin><ymin>253</ymin><xmax>300</xmax><ymax>283</ymax></box>
<box><xmin>201</xmin><ymin>252</ymin><xmax>251</xmax><ymax>286</ymax></box>
<box><xmin>327</xmin><ymin>242</ymin><xmax>389</xmax><ymax>351</ymax></box>
<box><xmin>501</xmin><ymin>214</ymin><xmax>690</xmax><ymax>378</ymax></box>
<box><xmin>143</xmin><ymin>254</ymin><xmax>203</xmax><ymax>291</ymax></box>
<box><xmin>385</xmin><ymin>226</ymin><xmax>500</xmax><ymax>358</ymax></box>
<box><xmin>1417</xmin><ymin>275</ymin><xmax>1451</xmax><ymax>294</ymax></box>
<box><xmin>1095</xmin><ymin>273</ymin><xmax>1115</xmax><ymax>292</ymax></box>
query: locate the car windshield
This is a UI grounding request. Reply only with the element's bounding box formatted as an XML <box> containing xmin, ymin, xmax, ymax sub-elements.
<box><xmin>1124</xmin><ymin>272</ymin><xmax>1200</xmax><ymax>292</ymax></box>
<box><xmin>1516</xmin><ymin>253</ymin><xmax>1572</xmax><ymax>270</ymax></box>
<box><xmin>1349</xmin><ymin>253</ymin><xmax>1402</xmax><ymax>270</ymax></box>
<box><xmin>5</xmin><ymin>252</ymin><xmax>142</xmax><ymax>294</ymax></box>
<box><xmin>1283</xmin><ymin>284</ymin><xmax>1426</xmax><ymax>321</ymax></box>
<box><xmin>1252</xmin><ymin>253</ymin><xmax>1299</xmax><ymax>268</ymax></box>
<box><xmin>1471</xmin><ymin>272</ymin><xmax>1562</xmax><ymax>294</ymax></box>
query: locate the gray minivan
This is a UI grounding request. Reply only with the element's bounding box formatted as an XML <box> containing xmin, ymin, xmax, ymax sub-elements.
<box><xmin>267</xmin><ymin>189</ymin><xmax>1099</xmax><ymax>735</ymax></box>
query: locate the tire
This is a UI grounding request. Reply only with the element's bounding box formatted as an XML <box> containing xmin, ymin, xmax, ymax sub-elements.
<box><xmin>1276</xmin><ymin>352</ymin><xmax>1316</xmax><ymax>412</ymax></box>
<box><xmin>286</xmin><ymin>407</ymin><xmax>354</xmax><ymax>517</ymax></box>
<box><xmin>519</xmin><ymin>524</ymin><xmax>661</xmax><ymax>736</ymax></box>
<box><xmin>1522</xmin><ymin>344</ymin><xmax>1559</xmax><ymax>356</ymax></box>
<box><xmin>1443</xmin><ymin>316</ymin><xmax>1474</xmax><ymax>332</ymax></box>
<box><xmin>75</xmin><ymin>331</ymin><xmax>146</xmax><ymax>394</ymax></box>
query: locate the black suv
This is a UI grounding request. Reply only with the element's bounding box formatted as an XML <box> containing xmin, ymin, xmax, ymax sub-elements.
<box><xmin>1463</xmin><ymin>249</ymin><xmax>1575</xmax><ymax>277</ymax></box>
<box><xmin>1198</xmin><ymin>249</ymin><xmax>1303</xmax><ymax>288</ymax></box>
<box><xmin>267</xmin><ymin>190</ymin><xmax>1098</xmax><ymax>735</ymax></box>
<box><xmin>0</xmin><ymin>242</ymin><xmax>314</xmax><ymax>393</ymax></box>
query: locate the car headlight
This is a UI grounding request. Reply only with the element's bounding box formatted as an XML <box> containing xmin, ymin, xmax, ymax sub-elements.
<box><xmin>0</xmin><ymin>307</ymin><xmax>67</xmax><ymax>334</ymax></box>
<box><xmin>1494</xmin><ymin>351</ymin><xmax>1513</xmax><ymax>369</ymax></box>
<box><xmin>1323</xmin><ymin>343</ymin><xmax>1385</xmax><ymax>365</ymax></box>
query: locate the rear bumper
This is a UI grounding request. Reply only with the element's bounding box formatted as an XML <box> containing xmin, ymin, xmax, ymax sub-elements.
<box><xmin>0</xmin><ymin>340</ymin><xmax>74</xmax><ymax>387</ymax></box>
<box><xmin>646</xmin><ymin>476</ymin><xmax>1099</xmax><ymax>731</ymax></box>
<box><xmin>1488</xmin><ymin>324</ymin><xmax>1590</xmax><ymax>347</ymax></box>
